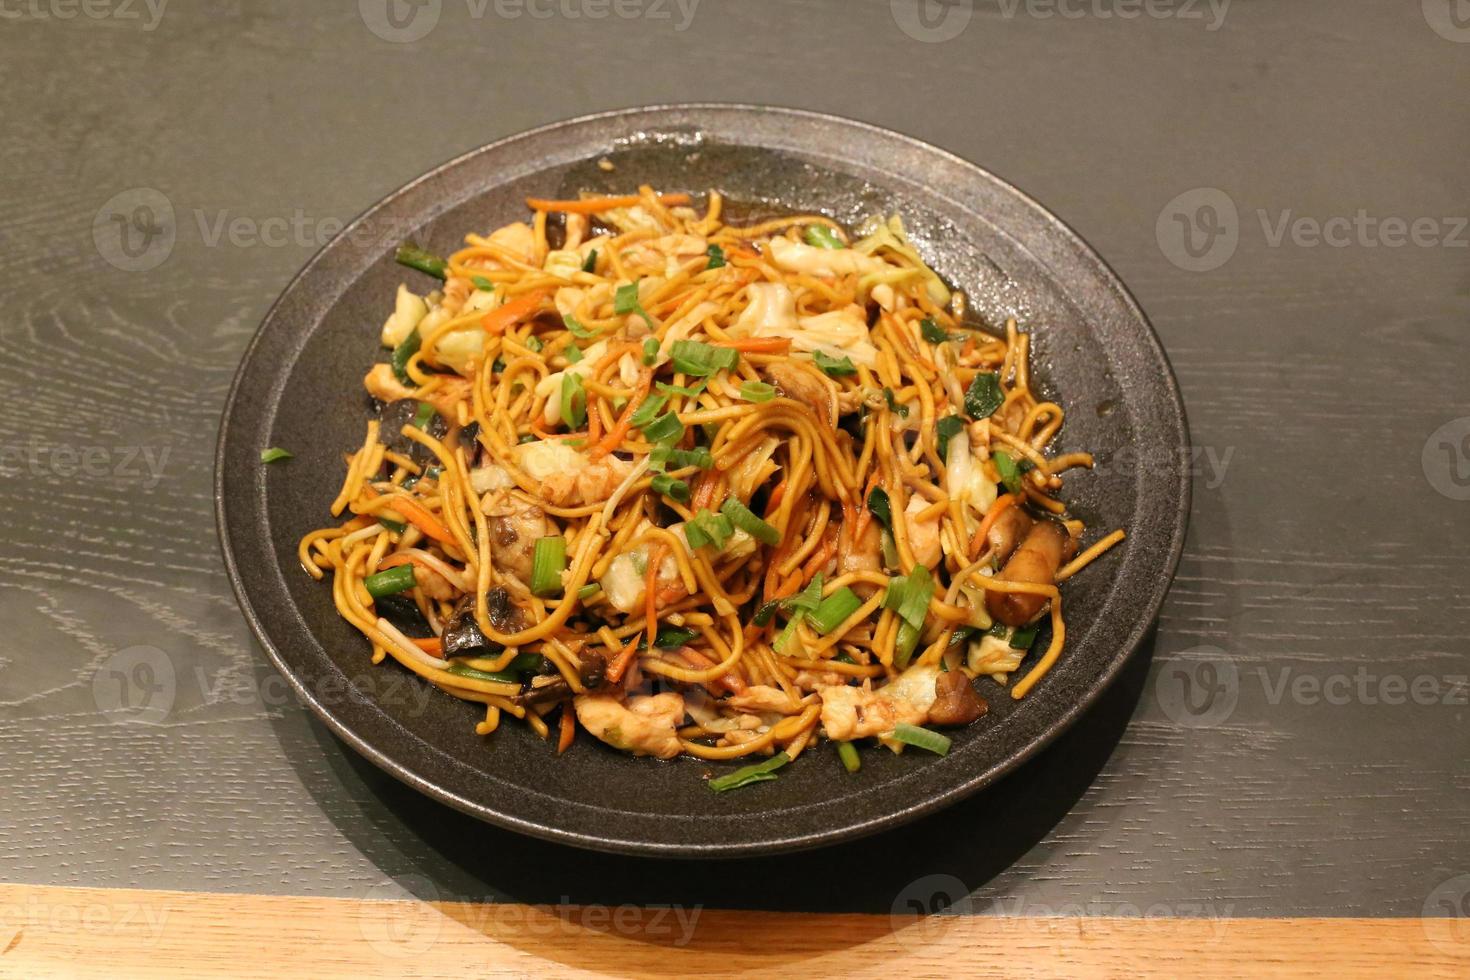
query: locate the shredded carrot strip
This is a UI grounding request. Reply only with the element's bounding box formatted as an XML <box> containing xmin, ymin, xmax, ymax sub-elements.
<box><xmin>524</xmin><ymin>193</ymin><xmax>691</xmax><ymax>214</ymax></box>
<box><xmin>481</xmin><ymin>290</ymin><xmax>547</xmax><ymax>335</ymax></box>
<box><xmin>970</xmin><ymin>493</ymin><xmax>1017</xmax><ymax>559</ymax></box>
<box><xmin>410</xmin><ymin>637</ymin><xmax>443</xmax><ymax>655</ymax></box>
<box><xmin>763</xmin><ymin>479</ymin><xmax>787</xmax><ymax>519</ymax></box>
<box><xmin>712</xmin><ymin>337</ymin><xmax>791</xmax><ymax>353</ymax></box>
<box><xmin>644</xmin><ymin>543</ymin><xmax>667</xmax><ymax>640</ymax></box>
<box><xmin>557</xmin><ymin>703</ymin><xmax>576</xmax><ymax>754</ymax></box>
<box><xmin>389</xmin><ymin>495</ymin><xmax>457</xmax><ymax>546</ymax></box>
<box><xmin>605</xmin><ymin>631</ymin><xmax>642</xmax><ymax>685</ymax></box>
<box><xmin>588</xmin><ymin>370</ymin><xmax>652</xmax><ymax>459</ymax></box>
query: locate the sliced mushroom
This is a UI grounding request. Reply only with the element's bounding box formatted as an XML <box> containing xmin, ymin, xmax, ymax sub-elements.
<box><xmin>440</xmin><ymin>588</ymin><xmax>524</xmax><ymax>658</ymax></box>
<box><xmin>985</xmin><ymin>520</ymin><xmax>1078</xmax><ymax>627</ymax></box>
<box><xmin>927</xmin><ymin>669</ymin><xmax>988</xmax><ymax>727</ymax></box>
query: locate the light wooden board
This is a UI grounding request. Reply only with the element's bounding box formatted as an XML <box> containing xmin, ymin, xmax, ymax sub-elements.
<box><xmin>2</xmin><ymin>885</ymin><xmax>1468</xmax><ymax>979</ymax></box>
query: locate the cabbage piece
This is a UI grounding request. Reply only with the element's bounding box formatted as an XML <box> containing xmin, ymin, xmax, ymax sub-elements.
<box><xmin>852</xmin><ymin>214</ymin><xmax>951</xmax><ymax>306</ymax></box>
<box><xmin>769</xmin><ymin>236</ymin><xmax>887</xmax><ymax>277</ymax></box>
<box><xmin>381</xmin><ymin>284</ymin><xmax>428</xmax><ymax>348</ymax></box>
<box><xmin>748</xmin><ymin>306</ymin><xmax>878</xmax><ymax>369</ymax></box>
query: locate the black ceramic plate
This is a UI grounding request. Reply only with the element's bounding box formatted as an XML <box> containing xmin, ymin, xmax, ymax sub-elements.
<box><xmin>216</xmin><ymin>105</ymin><xmax>1190</xmax><ymax>857</ymax></box>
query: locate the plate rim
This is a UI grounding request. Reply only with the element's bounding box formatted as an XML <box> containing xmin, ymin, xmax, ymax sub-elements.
<box><xmin>215</xmin><ymin>102</ymin><xmax>1191</xmax><ymax>857</ymax></box>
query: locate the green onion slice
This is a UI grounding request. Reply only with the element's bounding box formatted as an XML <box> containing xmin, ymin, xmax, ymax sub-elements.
<box><xmin>809</xmin><ymin>587</ymin><xmax>862</xmax><ymax>634</ymax></box>
<box><xmin>720</xmin><ymin>497</ymin><xmax>780</xmax><ymax>546</ymax></box>
<box><xmin>260</xmin><ymin>447</ymin><xmax>293</xmax><ymax>464</ymax></box>
<box><xmin>708</xmin><ymin>752</ymin><xmax>791</xmax><ymax>792</ymax></box>
<box><xmin>668</xmin><ymin>340</ymin><xmax>739</xmax><ymax>377</ymax></box>
<box><xmin>837</xmin><ymin>741</ymin><xmax>861</xmax><ymax>774</ymax></box>
<box><xmin>891</xmin><ymin>723</ymin><xmax>952</xmax><ymax>756</ymax></box>
<box><xmin>803</xmin><ymin>224</ymin><xmax>843</xmax><ymax>250</ymax></box>
<box><xmin>650</xmin><ymin>473</ymin><xmax>691</xmax><ymax>503</ymax></box>
<box><xmin>529</xmin><ymin>536</ymin><xmax>568</xmax><ymax>597</ymax></box>
<box><xmin>559</xmin><ymin>374</ymin><xmax>586</xmax><ymax>430</ymax></box>
<box><xmin>812</xmin><ymin>350</ymin><xmax>856</xmax><ymax>376</ymax></box>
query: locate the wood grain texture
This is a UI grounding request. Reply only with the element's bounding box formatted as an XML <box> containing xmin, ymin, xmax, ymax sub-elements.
<box><xmin>2</xmin><ymin>885</ymin><xmax>1467</xmax><ymax>979</ymax></box>
<box><xmin>0</xmin><ymin>0</ymin><xmax>1466</xmax><ymax>940</ymax></box>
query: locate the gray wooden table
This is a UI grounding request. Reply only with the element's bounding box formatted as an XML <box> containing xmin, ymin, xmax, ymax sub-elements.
<box><xmin>3</xmin><ymin>0</ymin><xmax>1467</xmax><ymax>950</ymax></box>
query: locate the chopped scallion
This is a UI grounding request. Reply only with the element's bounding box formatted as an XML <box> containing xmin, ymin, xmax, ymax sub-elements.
<box><xmin>529</xmin><ymin>536</ymin><xmax>567</xmax><ymax>597</ymax></box>
<box><xmin>650</xmin><ymin>473</ymin><xmax>691</xmax><ymax>503</ymax></box>
<box><xmin>809</xmin><ymin>587</ymin><xmax>862</xmax><ymax>634</ymax></box>
<box><xmin>720</xmin><ymin>497</ymin><xmax>780</xmax><ymax>546</ymax></box>
<box><xmin>837</xmin><ymin>741</ymin><xmax>861</xmax><ymax>774</ymax></box>
<box><xmin>669</xmin><ymin>340</ymin><xmax>739</xmax><ymax>377</ymax></box>
<box><xmin>812</xmin><ymin>350</ymin><xmax>856</xmax><ymax>376</ymax></box>
<box><xmin>260</xmin><ymin>447</ymin><xmax>293</xmax><ymax>464</ymax></box>
<box><xmin>708</xmin><ymin>752</ymin><xmax>791</xmax><ymax>792</ymax></box>
<box><xmin>705</xmin><ymin>243</ymin><xmax>725</xmax><ymax>269</ymax></box>
<box><xmin>740</xmin><ymin>381</ymin><xmax>777</xmax><ymax>403</ymax></box>
<box><xmin>559</xmin><ymin>374</ymin><xmax>586</xmax><ymax>429</ymax></box>
<box><xmin>891</xmin><ymin>723</ymin><xmax>951</xmax><ymax>756</ymax></box>
<box><xmin>639</xmin><ymin>411</ymin><xmax>685</xmax><ymax>446</ymax></box>
<box><xmin>803</xmin><ymin>224</ymin><xmax>843</xmax><ymax>249</ymax></box>
<box><xmin>391</xmin><ymin>329</ymin><xmax>421</xmax><ymax>384</ymax></box>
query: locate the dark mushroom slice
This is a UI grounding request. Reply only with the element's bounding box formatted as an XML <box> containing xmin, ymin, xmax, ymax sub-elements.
<box><xmin>985</xmin><ymin>519</ymin><xmax>1079</xmax><ymax>627</ymax></box>
<box><xmin>986</xmin><ymin>504</ymin><xmax>1033</xmax><ymax>567</ymax></box>
<box><xmin>440</xmin><ymin>587</ymin><xmax>527</xmax><ymax>659</ymax></box>
<box><xmin>376</xmin><ymin>398</ymin><xmax>448</xmax><ymax>468</ymax></box>
<box><xmin>512</xmin><ymin>649</ymin><xmax>609</xmax><ymax>707</ymax></box>
<box><xmin>927</xmin><ymin>669</ymin><xmax>988</xmax><ymax>727</ymax></box>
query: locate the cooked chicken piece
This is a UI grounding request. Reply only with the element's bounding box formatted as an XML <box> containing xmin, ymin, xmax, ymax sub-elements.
<box><xmin>410</xmin><ymin>562</ymin><xmax>457</xmax><ymax>601</ymax></box>
<box><xmin>484</xmin><ymin>221</ymin><xmax>536</xmax><ymax>265</ymax></box>
<box><xmin>440</xmin><ymin>276</ymin><xmax>473</xmax><ymax>316</ymax></box>
<box><xmin>764</xmin><ymin>361</ymin><xmax>838</xmax><ymax>428</ymax></box>
<box><xmin>902</xmin><ymin>494</ymin><xmax>943</xmax><ymax>569</ymax></box>
<box><xmin>574</xmin><ymin>692</ymin><xmax>685</xmax><ymax>759</ymax></box>
<box><xmin>363</xmin><ymin>363</ymin><xmax>469</xmax><ymax>418</ymax></box>
<box><xmin>511</xmin><ymin>440</ymin><xmax>633</xmax><ymax>507</ymax></box>
<box><xmin>481</xmin><ymin>491</ymin><xmax>556</xmax><ymax>583</ymax></box>
<box><xmin>725</xmin><ymin>685</ymin><xmax>801</xmax><ymax>715</ymax></box>
<box><xmin>818</xmin><ymin>664</ymin><xmax>939</xmax><ymax>741</ymax></box>
<box><xmin>820</xmin><ymin>685</ymin><xmax>928</xmax><ymax>741</ymax></box>
<box><xmin>792</xmin><ymin>670</ymin><xmax>845</xmax><ymax>692</ymax></box>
